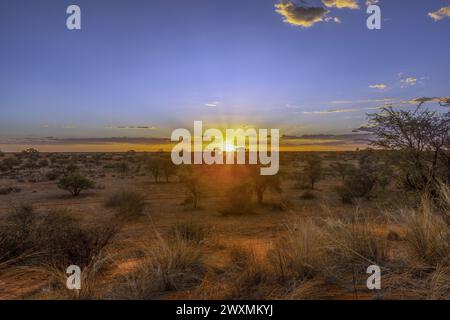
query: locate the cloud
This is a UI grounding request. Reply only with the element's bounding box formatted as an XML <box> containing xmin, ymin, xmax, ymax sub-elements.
<box><xmin>205</xmin><ymin>101</ymin><xmax>220</xmax><ymax>107</ymax></box>
<box><xmin>0</xmin><ymin>137</ymin><xmax>169</xmax><ymax>145</ymax></box>
<box><xmin>105</xmin><ymin>125</ymin><xmax>158</xmax><ymax>130</ymax></box>
<box><xmin>275</xmin><ymin>1</ymin><xmax>329</xmax><ymax>27</ymax></box>
<box><xmin>368</xmin><ymin>84</ymin><xmax>387</xmax><ymax>90</ymax></box>
<box><xmin>352</xmin><ymin>124</ymin><xmax>377</xmax><ymax>133</ymax></box>
<box><xmin>398</xmin><ymin>73</ymin><xmax>425</xmax><ymax>88</ymax></box>
<box><xmin>400</xmin><ymin>77</ymin><xmax>417</xmax><ymax>86</ymax></box>
<box><xmin>325</xmin><ymin>16</ymin><xmax>342</xmax><ymax>23</ymax></box>
<box><xmin>331</xmin><ymin>98</ymin><xmax>394</xmax><ymax>104</ymax></box>
<box><xmin>281</xmin><ymin>133</ymin><xmax>372</xmax><ymax>146</ymax></box>
<box><xmin>428</xmin><ymin>6</ymin><xmax>450</xmax><ymax>21</ymax></box>
<box><xmin>302</xmin><ymin>108</ymin><xmax>359</xmax><ymax>114</ymax></box>
<box><xmin>407</xmin><ymin>96</ymin><xmax>450</xmax><ymax>106</ymax></box>
<box><xmin>322</xmin><ymin>0</ymin><xmax>359</xmax><ymax>9</ymax></box>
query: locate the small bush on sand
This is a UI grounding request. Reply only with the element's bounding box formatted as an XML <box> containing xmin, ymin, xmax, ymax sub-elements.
<box><xmin>105</xmin><ymin>191</ymin><xmax>146</xmax><ymax>220</ymax></box>
<box><xmin>58</xmin><ymin>174</ymin><xmax>95</xmax><ymax>197</ymax></box>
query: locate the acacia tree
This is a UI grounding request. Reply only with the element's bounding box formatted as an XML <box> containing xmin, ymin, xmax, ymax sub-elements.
<box><xmin>58</xmin><ymin>174</ymin><xmax>95</xmax><ymax>197</ymax></box>
<box><xmin>303</xmin><ymin>155</ymin><xmax>323</xmax><ymax>190</ymax></box>
<box><xmin>146</xmin><ymin>157</ymin><xmax>161</xmax><ymax>183</ymax></box>
<box><xmin>161</xmin><ymin>158</ymin><xmax>176</xmax><ymax>182</ymax></box>
<box><xmin>179</xmin><ymin>167</ymin><xmax>202</xmax><ymax>209</ymax></box>
<box><xmin>368</xmin><ymin>104</ymin><xmax>449</xmax><ymax>191</ymax></box>
<box><xmin>251</xmin><ymin>173</ymin><xmax>281</xmax><ymax>205</ymax></box>
<box><xmin>330</xmin><ymin>161</ymin><xmax>355</xmax><ymax>182</ymax></box>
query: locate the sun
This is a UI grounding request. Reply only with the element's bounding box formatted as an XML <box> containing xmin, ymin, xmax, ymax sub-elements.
<box><xmin>224</xmin><ymin>142</ymin><xmax>236</xmax><ymax>152</ymax></box>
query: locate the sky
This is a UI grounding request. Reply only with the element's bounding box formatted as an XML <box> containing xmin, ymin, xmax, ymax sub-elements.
<box><xmin>0</xmin><ymin>0</ymin><xmax>449</xmax><ymax>151</ymax></box>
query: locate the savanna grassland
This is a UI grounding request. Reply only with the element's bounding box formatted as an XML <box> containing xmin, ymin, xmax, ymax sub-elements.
<box><xmin>0</xmin><ymin>148</ymin><xmax>449</xmax><ymax>300</ymax></box>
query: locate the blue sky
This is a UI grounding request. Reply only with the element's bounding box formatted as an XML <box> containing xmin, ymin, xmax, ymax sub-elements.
<box><xmin>0</xmin><ymin>0</ymin><xmax>449</xmax><ymax>149</ymax></box>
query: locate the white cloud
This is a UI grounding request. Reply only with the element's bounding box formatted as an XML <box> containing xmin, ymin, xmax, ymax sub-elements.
<box><xmin>205</xmin><ymin>101</ymin><xmax>220</xmax><ymax>107</ymax></box>
<box><xmin>368</xmin><ymin>84</ymin><xmax>387</xmax><ymax>90</ymax></box>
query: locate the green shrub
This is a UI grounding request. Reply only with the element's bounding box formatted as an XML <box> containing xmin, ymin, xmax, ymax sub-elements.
<box><xmin>58</xmin><ymin>174</ymin><xmax>95</xmax><ymax>196</ymax></box>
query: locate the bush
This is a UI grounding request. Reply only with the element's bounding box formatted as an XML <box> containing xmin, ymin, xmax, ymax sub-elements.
<box><xmin>0</xmin><ymin>186</ymin><xmax>21</xmax><ymax>195</ymax></box>
<box><xmin>45</xmin><ymin>170</ymin><xmax>60</xmax><ymax>181</ymax></box>
<box><xmin>105</xmin><ymin>191</ymin><xmax>146</xmax><ymax>220</ymax></box>
<box><xmin>179</xmin><ymin>167</ymin><xmax>202</xmax><ymax>209</ymax></box>
<box><xmin>302</xmin><ymin>155</ymin><xmax>323</xmax><ymax>189</ymax></box>
<box><xmin>336</xmin><ymin>160</ymin><xmax>378</xmax><ymax>203</ymax></box>
<box><xmin>58</xmin><ymin>174</ymin><xmax>95</xmax><ymax>196</ymax></box>
<box><xmin>0</xmin><ymin>206</ymin><xmax>117</xmax><ymax>268</ymax></box>
<box><xmin>220</xmin><ymin>183</ymin><xmax>255</xmax><ymax>216</ymax></box>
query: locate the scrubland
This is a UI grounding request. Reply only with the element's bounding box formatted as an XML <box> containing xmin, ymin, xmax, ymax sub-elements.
<box><xmin>0</xmin><ymin>150</ymin><xmax>448</xmax><ymax>300</ymax></box>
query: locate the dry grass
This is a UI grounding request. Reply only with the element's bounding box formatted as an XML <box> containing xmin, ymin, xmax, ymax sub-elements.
<box><xmin>111</xmin><ymin>235</ymin><xmax>206</xmax><ymax>299</ymax></box>
<box><xmin>1</xmin><ymin>153</ymin><xmax>449</xmax><ymax>300</ymax></box>
<box><xmin>400</xmin><ymin>197</ymin><xmax>449</xmax><ymax>266</ymax></box>
<box><xmin>269</xmin><ymin>219</ymin><xmax>328</xmax><ymax>281</ymax></box>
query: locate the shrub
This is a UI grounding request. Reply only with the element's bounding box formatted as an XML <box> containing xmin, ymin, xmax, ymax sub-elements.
<box><xmin>330</xmin><ymin>161</ymin><xmax>355</xmax><ymax>182</ymax></box>
<box><xmin>45</xmin><ymin>170</ymin><xmax>60</xmax><ymax>181</ymax></box>
<box><xmin>105</xmin><ymin>191</ymin><xmax>146</xmax><ymax>220</ymax></box>
<box><xmin>179</xmin><ymin>167</ymin><xmax>202</xmax><ymax>209</ymax></box>
<box><xmin>58</xmin><ymin>174</ymin><xmax>95</xmax><ymax>196</ymax></box>
<box><xmin>220</xmin><ymin>183</ymin><xmax>255</xmax><ymax>216</ymax></box>
<box><xmin>146</xmin><ymin>157</ymin><xmax>162</xmax><ymax>183</ymax></box>
<box><xmin>336</xmin><ymin>159</ymin><xmax>378</xmax><ymax>203</ymax></box>
<box><xmin>0</xmin><ymin>206</ymin><xmax>117</xmax><ymax>268</ymax></box>
<box><xmin>0</xmin><ymin>186</ymin><xmax>21</xmax><ymax>195</ymax></box>
<box><xmin>302</xmin><ymin>155</ymin><xmax>323</xmax><ymax>189</ymax></box>
<box><xmin>251</xmin><ymin>169</ymin><xmax>281</xmax><ymax>204</ymax></box>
